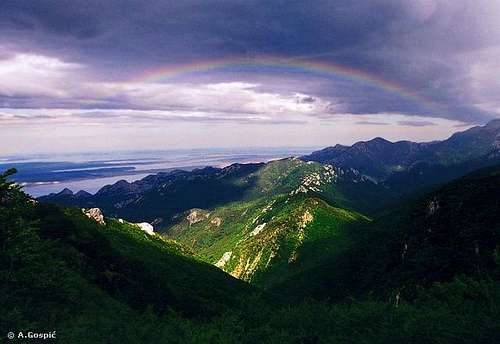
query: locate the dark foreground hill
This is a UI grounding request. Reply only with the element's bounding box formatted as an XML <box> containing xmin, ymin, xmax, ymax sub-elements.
<box><xmin>1</xmin><ymin>168</ymin><xmax>252</xmax><ymax>341</ymax></box>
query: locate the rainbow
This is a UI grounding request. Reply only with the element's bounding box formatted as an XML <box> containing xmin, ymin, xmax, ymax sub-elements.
<box><xmin>132</xmin><ymin>55</ymin><xmax>436</xmax><ymax>111</ymax></box>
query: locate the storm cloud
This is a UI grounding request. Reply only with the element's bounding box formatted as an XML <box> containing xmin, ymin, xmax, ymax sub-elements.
<box><xmin>0</xmin><ymin>0</ymin><xmax>499</xmax><ymax>153</ymax></box>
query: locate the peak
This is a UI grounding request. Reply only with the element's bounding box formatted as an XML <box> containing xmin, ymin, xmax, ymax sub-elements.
<box><xmin>351</xmin><ymin>137</ymin><xmax>391</xmax><ymax>148</ymax></box>
<box><xmin>368</xmin><ymin>137</ymin><xmax>391</xmax><ymax>144</ymax></box>
<box><xmin>58</xmin><ymin>188</ymin><xmax>73</xmax><ymax>196</ymax></box>
<box><xmin>193</xmin><ymin>166</ymin><xmax>219</xmax><ymax>174</ymax></box>
<box><xmin>75</xmin><ymin>190</ymin><xmax>92</xmax><ymax>198</ymax></box>
<box><xmin>319</xmin><ymin>144</ymin><xmax>346</xmax><ymax>151</ymax></box>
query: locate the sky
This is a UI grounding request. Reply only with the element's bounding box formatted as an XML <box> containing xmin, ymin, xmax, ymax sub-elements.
<box><xmin>1</xmin><ymin>0</ymin><xmax>500</xmax><ymax>155</ymax></box>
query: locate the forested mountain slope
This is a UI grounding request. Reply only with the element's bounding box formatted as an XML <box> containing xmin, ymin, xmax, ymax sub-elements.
<box><xmin>272</xmin><ymin>164</ymin><xmax>500</xmax><ymax>303</ymax></box>
<box><xmin>4</xmin><ymin>163</ymin><xmax>500</xmax><ymax>342</ymax></box>
<box><xmin>1</xmin><ymin>169</ymin><xmax>251</xmax><ymax>341</ymax></box>
<box><xmin>303</xmin><ymin>119</ymin><xmax>500</xmax><ymax>195</ymax></box>
<box><xmin>40</xmin><ymin>158</ymin><xmax>396</xmax><ymax>226</ymax></box>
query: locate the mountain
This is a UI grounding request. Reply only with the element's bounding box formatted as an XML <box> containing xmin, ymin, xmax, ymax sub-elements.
<box><xmin>5</xmin><ymin>162</ymin><xmax>500</xmax><ymax>341</ymax></box>
<box><xmin>302</xmin><ymin>119</ymin><xmax>500</xmax><ymax>191</ymax></box>
<box><xmin>303</xmin><ymin>137</ymin><xmax>430</xmax><ymax>179</ymax></box>
<box><xmin>168</xmin><ymin>193</ymin><xmax>369</xmax><ymax>286</ymax></box>
<box><xmin>1</xmin><ymin>168</ymin><xmax>253</xmax><ymax>341</ymax></box>
<box><xmin>36</xmin><ymin>121</ymin><xmax>500</xmax><ymax>290</ymax></box>
<box><xmin>272</xmin><ymin>164</ymin><xmax>500</xmax><ymax>302</ymax></box>
<box><xmin>40</xmin><ymin>158</ymin><xmax>398</xmax><ymax>227</ymax></box>
<box><xmin>41</xmin><ymin>120</ymin><xmax>500</xmax><ymax>227</ymax></box>
<box><xmin>166</xmin><ymin>160</ymin><xmax>500</xmax><ymax>291</ymax></box>
<box><xmin>38</xmin><ymin>158</ymin><xmax>394</xmax><ymax>288</ymax></box>
<box><xmin>379</xmin><ymin>164</ymin><xmax>500</xmax><ymax>291</ymax></box>
<box><xmin>36</xmin><ymin>120</ymin><xmax>500</xmax><ymax>291</ymax></box>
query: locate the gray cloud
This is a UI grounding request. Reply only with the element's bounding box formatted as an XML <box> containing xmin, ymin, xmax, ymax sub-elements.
<box><xmin>355</xmin><ymin>121</ymin><xmax>389</xmax><ymax>126</ymax></box>
<box><xmin>72</xmin><ymin>110</ymin><xmax>307</xmax><ymax>125</ymax></box>
<box><xmin>397</xmin><ymin>120</ymin><xmax>437</xmax><ymax>127</ymax></box>
<box><xmin>0</xmin><ymin>0</ymin><xmax>499</xmax><ymax>129</ymax></box>
<box><xmin>0</xmin><ymin>108</ymin><xmax>308</xmax><ymax>126</ymax></box>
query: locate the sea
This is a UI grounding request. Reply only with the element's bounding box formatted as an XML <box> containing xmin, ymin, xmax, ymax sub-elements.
<box><xmin>0</xmin><ymin>147</ymin><xmax>317</xmax><ymax>197</ymax></box>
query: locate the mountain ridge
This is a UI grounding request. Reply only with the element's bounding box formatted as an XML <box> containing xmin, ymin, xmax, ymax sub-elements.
<box><xmin>40</xmin><ymin>158</ymin><xmax>396</xmax><ymax>227</ymax></box>
<box><xmin>271</xmin><ymin>163</ymin><xmax>500</xmax><ymax>302</ymax></box>
<box><xmin>302</xmin><ymin>119</ymin><xmax>500</xmax><ymax>180</ymax></box>
<box><xmin>40</xmin><ymin>119</ymin><xmax>500</xmax><ymax>227</ymax></box>
<box><xmin>5</xmin><ymin>134</ymin><xmax>500</xmax><ymax>341</ymax></box>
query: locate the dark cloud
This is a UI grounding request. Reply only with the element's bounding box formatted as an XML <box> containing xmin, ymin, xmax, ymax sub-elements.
<box><xmin>0</xmin><ymin>1</ymin><xmax>499</xmax><ymax>123</ymax></box>
<box><xmin>0</xmin><ymin>0</ymin><xmax>103</xmax><ymax>38</ymax></box>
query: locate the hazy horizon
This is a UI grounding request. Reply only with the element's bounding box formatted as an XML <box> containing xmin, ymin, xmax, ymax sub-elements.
<box><xmin>4</xmin><ymin>119</ymin><xmax>485</xmax><ymax>197</ymax></box>
<box><xmin>2</xmin><ymin>116</ymin><xmax>474</xmax><ymax>156</ymax></box>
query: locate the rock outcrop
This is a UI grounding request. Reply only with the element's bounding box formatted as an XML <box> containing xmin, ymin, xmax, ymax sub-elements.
<box><xmin>186</xmin><ymin>210</ymin><xmax>209</xmax><ymax>225</ymax></box>
<box><xmin>250</xmin><ymin>223</ymin><xmax>266</xmax><ymax>236</ymax></box>
<box><xmin>135</xmin><ymin>222</ymin><xmax>154</xmax><ymax>235</ymax></box>
<box><xmin>215</xmin><ymin>251</ymin><xmax>232</xmax><ymax>268</ymax></box>
<box><xmin>82</xmin><ymin>208</ymin><xmax>105</xmax><ymax>225</ymax></box>
<box><xmin>210</xmin><ymin>217</ymin><xmax>222</xmax><ymax>227</ymax></box>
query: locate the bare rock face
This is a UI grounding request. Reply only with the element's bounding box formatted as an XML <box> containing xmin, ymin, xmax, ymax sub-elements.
<box><xmin>215</xmin><ymin>251</ymin><xmax>232</xmax><ymax>268</ymax></box>
<box><xmin>82</xmin><ymin>208</ymin><xmax>105</xmax><ymax>225</ymax></box>
<box><xmin>135</xmin><ymin>222</ymin><xmax>154</xmax><ymax>235</ymax></box>
<box><xmin>210</xmin><ymin>217</ymin><xmax>222</xmax><ymax>227</ymax></box>
<box><xmin>300</xmin><ymin>210</ymin><xmax>314</xmax><ymax>229</ymax></box>
<box><xmin>27</xmin><ymin>198</ymin><xmax>38</xmax><ymax>205</ymax></box>
<box><xmin>250</xmin><ymin>223</ymin><xmax>266</xmax><ymax>236</ymax></box>
<box><xmin>186</xmin><ymin>210</ymin><xmax>209</xmax><ymax>225</ymax></box>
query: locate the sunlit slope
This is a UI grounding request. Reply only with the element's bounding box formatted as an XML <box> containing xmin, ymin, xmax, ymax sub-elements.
<box><xmin>165</xmin><ymin>158</ymin><xmax>375</xmax><ymax>286</ymax></box>
<box><xmin>168</xmin><ymin>191</ymin><xmax>369</xmax><ymax>286</ymax></box>
<box><xmin>270</xmin><ymin>164</ymin><xmax>500</xmax><ymax>302</ymax></box>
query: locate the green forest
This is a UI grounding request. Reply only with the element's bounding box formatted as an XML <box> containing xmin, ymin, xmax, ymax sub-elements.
<box><xmin>2</xmin><ymin>164</ymin><xmax>500</xmax><ymax>343</ymax></box>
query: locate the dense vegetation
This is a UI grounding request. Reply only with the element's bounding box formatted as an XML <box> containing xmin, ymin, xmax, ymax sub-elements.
<box><xmin>168</xmin><ymin>193</ymin><xmax>370</xmax><ymax>286</ymax></box>
<box><xmin>39</xmin><ymin>158</ymin><xmax>398</xmax><ymax>228</ymax></box>
<box><xmin>271</xmin><ymin>165</ymin><xmax>500</xmax><ymax>302</ymax></box>
<box><xmin>0</xmin><ymin>168</ymin><xmax>250</xmax><ymax>341</ymax></box>
<box><xmin>3</xmin><ymin>164</ymin><xmax>500</xmax><ymax>342</ymax></box>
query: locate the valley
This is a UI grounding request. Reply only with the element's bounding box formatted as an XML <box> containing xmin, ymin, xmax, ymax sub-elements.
<box><xmin>39</xmin><ymin>120</ymin><xmax>500</xmax><ymax>287</ymax></box>
<box><xmin>2</xmin><ymin>120</ymin><xmax>500</xmax><ymax>342</ymax></box>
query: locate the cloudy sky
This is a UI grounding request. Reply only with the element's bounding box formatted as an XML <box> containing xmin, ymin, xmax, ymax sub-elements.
<box><xmin>1</xmin><ymin>0</ymin><xmax>499</xmax><ymax>155</ymax></box>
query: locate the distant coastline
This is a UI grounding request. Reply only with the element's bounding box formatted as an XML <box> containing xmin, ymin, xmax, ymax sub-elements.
<box><xmin>1</xmin><ymin>147</ymin><xmax>317</xmax><ymax>197</ymax></box>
